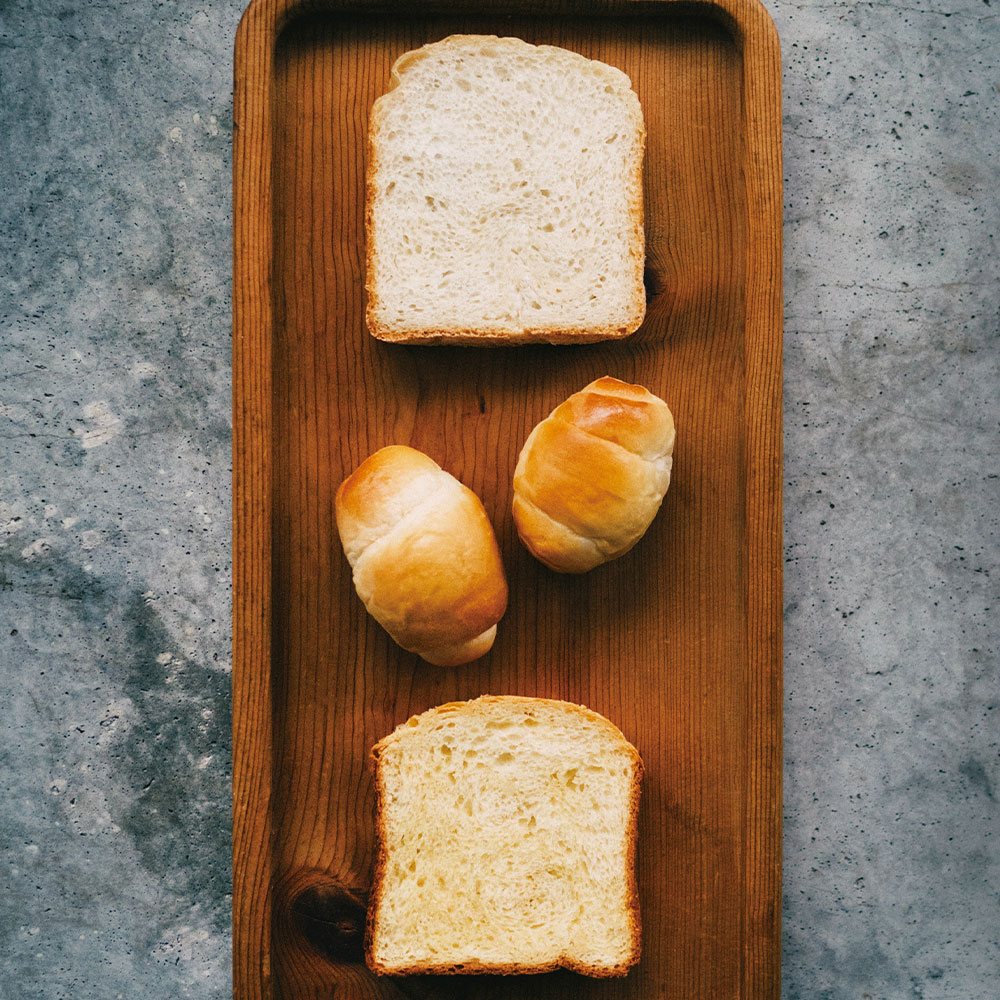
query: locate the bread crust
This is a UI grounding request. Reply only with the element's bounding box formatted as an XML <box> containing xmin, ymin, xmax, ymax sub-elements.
<box><xmin>335</xmin><ymin>446</ymin><xmax>507</xmax><ymax>665</ymax></box>
<box><xmin>513</xmin><ymin>377</ymin><xmax>675</xmax><ymax>573</ymax></box>
<box><xmin>365</xmin><ymin>695</ymin><xmax>643</xmax><ymax>977</ymax></box>
<box><xmin>364</xmin><ymin>35</ymin><xmax>646</xmax><ymax>345</ymax></box>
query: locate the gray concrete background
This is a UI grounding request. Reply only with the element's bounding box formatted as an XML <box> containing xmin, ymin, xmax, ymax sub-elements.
<box><xmin>0</xmin><ymin>0</ymin><xmax>996</xmax><ymax>997</ymax></box>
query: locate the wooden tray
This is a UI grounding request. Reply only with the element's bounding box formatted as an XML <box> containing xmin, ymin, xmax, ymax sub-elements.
<box><xmin>233</xmin><ymin>2</ymin><xmax>782</xmax><ymax>997</ymax></box>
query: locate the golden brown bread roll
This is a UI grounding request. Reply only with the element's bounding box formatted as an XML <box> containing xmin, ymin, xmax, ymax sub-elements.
<box><xmin>335</xmin><ymin>445</ymin><xmax>508</xmax><ymax>666</ymax></box>
<box><xmin>512</xmin><ymin>377</ymin><xmax>675</xmax><ymax>573</ymax></box>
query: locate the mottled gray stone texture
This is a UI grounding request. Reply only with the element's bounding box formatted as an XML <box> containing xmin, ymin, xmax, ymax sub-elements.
<box><xmin>0</xmin><ymin>0</ymin><xmax>996</xmax><ymax>997</ymax></box>
<box><xmin>1</xmin><ymin>1</ymin><xmax>240</xmax><ymax>996</ymax></box>
<box><xmin>776</xmin><ymin>1</ymin><xmax>999</xmax><ymax>997</ymax></box>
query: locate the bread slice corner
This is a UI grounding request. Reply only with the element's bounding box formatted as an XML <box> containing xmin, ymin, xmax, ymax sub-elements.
<box><xmin>366</xmin><ymin>695</ymin><xmax>643</xmax><ymax>976</ymax></box>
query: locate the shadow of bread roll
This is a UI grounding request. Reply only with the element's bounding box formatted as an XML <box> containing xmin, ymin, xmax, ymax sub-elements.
<box><xmin>513</xmin><ymin>377</ymin><xmax>675</xmax><ymax>573</ymax></box>
<box><xmin>335</xmin><ymin>445</ymin><xmax>508</xmax><ymax>665</ymax></box>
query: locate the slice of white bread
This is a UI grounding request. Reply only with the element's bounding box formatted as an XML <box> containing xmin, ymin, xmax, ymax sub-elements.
<box><xmin>365</xmin><ymin>35</ymin><xmax>646</xmax><ymax>345</ymax></box>
<box><xmin>366</xmin><ymin>696</ymin><xmax>643</xmax><ymax>976</ymax></box>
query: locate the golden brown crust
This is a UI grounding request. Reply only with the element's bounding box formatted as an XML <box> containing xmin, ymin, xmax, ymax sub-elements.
<box><xmin>334</xmin><ymin>445</ymin><xmax>440</xmax><ymax>542</ymax></box>
<box><xmin>335</xmin><ymin>446</ymin><xmax>507</xmax><ymax>665</ymax></box>
<box><xmin>513</xmin><ymin>377</ymin><xmax>674</xmax><ymax>574</ymax></box>
<box><xmin>365</xmin><ymin>745</ymin><xmax>390</xmax><ymax>974</ymax></box>
<box><xmin>363</xmin><ymin>100</ymin><xmax>381</xmax><ymax>341</ymax></box>
<box><xmin>551</xmin><ymin>375</ymin><xmax>675</xmax><ymax>458</ymax></box>
<box><xmin>366</xmin><ymin>324</ymin><xmax>640</xmax><ymax>346</ymax></box>
<box><xmin>364</xmin><ymin>36</ymin><xmax>646</xmax><ymax>345</ymax></box>
<box><xmin>365</xmin><ymin>696</ymin><xmax>643</xmax><ymax>977</ymax></box>
<box><xmin>510</xmin><ymin>493</ymin><xmax>605</xmax><ymax>574</ymax></box>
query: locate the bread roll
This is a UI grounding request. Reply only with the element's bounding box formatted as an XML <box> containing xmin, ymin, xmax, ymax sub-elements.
<box><xmin>513</xmin><ymin>377</ymin><xmax>675</xmax><ymax>573</ymax></box>
<box><xmin>335</xmin><ymin>446</ymin><xmax>507</xmax><ymax>666</ymax></box>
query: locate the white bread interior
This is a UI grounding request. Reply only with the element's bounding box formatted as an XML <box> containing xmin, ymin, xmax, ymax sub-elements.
<box><xmin>366</xmin><ymin>35</ymin><xmax>646</xmax><ymax>344</ymax></box>
<box><xmin>367</xmin><ymin>696</ymin><xmax>643</xmax><ymax>976</ymax></box>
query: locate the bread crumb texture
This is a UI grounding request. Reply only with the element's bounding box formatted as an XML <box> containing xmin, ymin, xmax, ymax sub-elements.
<box><xmin>368</xmin><ymin>696</ymin><xmax>642</xmax><ymax>976</ymax></box>
<box><xmin>367</xmin><ymin>35</ymin><xmax>646</xmax><ymax>344</ymax></box>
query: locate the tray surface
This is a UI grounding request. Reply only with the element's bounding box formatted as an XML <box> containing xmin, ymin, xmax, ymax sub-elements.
<box><xmin>233</xmin><ymin>3</ymin><xmax>782</xmax><ymax>998</ymax></box>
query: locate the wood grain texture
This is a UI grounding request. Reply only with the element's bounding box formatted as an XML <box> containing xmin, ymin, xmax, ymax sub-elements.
<box><xmin>233</xmin><ymin>2</ymin><xmax>782</xmax><ymax>998</ymax></box>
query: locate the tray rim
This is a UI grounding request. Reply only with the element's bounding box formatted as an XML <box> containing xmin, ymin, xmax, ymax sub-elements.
<box><xmin>232</xmin><ymin>2</ymin><xmax>783</xmax><ymax>996</ymax></box>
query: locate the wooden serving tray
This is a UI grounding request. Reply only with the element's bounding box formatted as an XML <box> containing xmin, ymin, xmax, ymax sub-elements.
<box><xmin>233</xmin><ymin>2</ymin><xmax>782</xmax><ymax>997</ymax></box>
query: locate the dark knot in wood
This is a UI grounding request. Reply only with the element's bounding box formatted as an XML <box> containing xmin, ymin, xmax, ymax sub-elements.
<box><xmin>290</xmin><ymin>882</ymin><xmax>368</xmax><ymax>964</ymax></box>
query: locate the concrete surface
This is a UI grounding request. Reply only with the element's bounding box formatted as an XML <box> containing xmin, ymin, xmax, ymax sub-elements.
<box><xmin>0</xmin><ymin>0</ymin><xmax>996</xmax><ymax>997</ymax></box>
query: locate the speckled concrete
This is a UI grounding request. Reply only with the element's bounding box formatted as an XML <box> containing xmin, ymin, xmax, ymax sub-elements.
<box><xmin>1</xmin><ymin>1</ymin><xmax>239</xmax><ymax>996</ymax></box>
<box><xmin>777</xmin><ymin>1</ymin><xmax>999</xmax><ymax>997</ymax></box>
<box><xmin>0</xmin><ymin>0</ymin><xmax>996</xmax><ymax>997</ymax></box>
